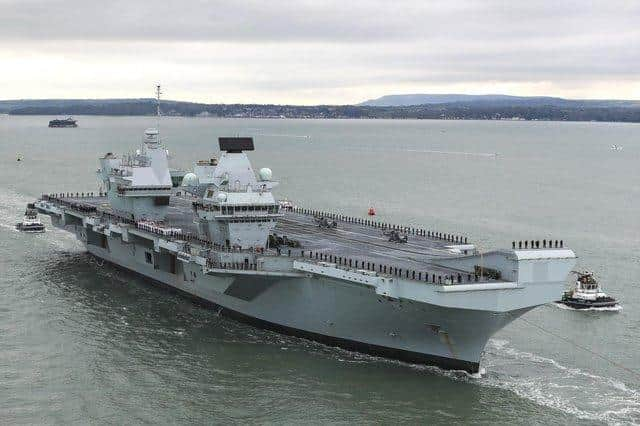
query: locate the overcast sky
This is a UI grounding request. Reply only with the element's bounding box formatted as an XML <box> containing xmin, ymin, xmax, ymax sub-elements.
<box><xmin>0</xmin><ymin>0</ymin><xmax>638</xmax><ymax>104</ymax></box>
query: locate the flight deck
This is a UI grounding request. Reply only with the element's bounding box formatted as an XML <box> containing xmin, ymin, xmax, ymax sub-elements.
<box><xmin>40</xmin><ymin>191</ymin><xmax>488</xmax><ymax>283</ymax></box>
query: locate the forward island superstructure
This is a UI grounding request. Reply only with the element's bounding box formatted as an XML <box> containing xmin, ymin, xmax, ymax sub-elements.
<box><xmin>32</xmin><ymin>129</ymin><xmax>576</xmax><ymax>373</ymax></box>
<box><xmin>97</xmin><ymin>128</ymin><xmax>172</xmax><ymax>221</ymax></box>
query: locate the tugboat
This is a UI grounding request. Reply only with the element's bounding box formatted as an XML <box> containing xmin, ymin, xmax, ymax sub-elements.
<box><xmin>48</xmin><ymin>117</ymin><xmax>78</xmax><ymax>128</ymax></box>
<box><xmin>16</xmin><ymin>203</ymin><xmax>45</xmax><ymax>233</ymax></box>
<box><xmin>556</xmin><ymin>271</ymin><xmax>618</xmax><ymax>309</ymax></box>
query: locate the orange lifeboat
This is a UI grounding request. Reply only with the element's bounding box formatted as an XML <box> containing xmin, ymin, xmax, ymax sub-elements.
<box><xmin>367</xmin><ymin>207</ymin><xmax>376</xmax><ymax>216</ymax></box>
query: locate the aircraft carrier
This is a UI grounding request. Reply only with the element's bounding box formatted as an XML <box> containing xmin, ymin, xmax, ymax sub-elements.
<box><xmin>29</xmin><ymin>124</ymin><xmax>576</xmax><ymax>373</ymax></box>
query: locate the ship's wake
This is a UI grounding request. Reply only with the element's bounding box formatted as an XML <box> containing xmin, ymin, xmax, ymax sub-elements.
<box><xmin>182</xmin><ymin>306</ymin><xmax>639</xmax><ymax>424</ymax></box>
<box><xmin>0</xmin><ymin>188</ymin><xmax>82</xmax><ymax>252</ymax></box>
<box><xmin>403</xmin><ymin>148</ymin><xmax>498</xmax><ymax>158</ymax></box>
<box><xmin>0</xmin><ymin>222</ymin><xmax>19</xmax><ymax>232</ymax></box>
<box><xmin>229</xmin><ymin>325</ymin><xmax>639</xmax><ymax>424</ymax></box>
<box><xmin>342</xmin><ymin>145</ymin><xmax>499</xmax><ymax>158</ymax></box>
<box><xmin>481</xmin><ymin>339</ymin><xmax>639</xmax><ymax>425</ymax></box>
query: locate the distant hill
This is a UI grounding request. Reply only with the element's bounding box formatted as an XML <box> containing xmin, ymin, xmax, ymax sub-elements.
<box><xmin>359</xmin><ymin>93</ymin><xmax>640</xmax><ymax>108</ymax></box>
<box><xmin>3</xmin><ymin>96</ymin><xmax>640</xmax><ymax>122</ymax></box>
<box><xmin>360</xmin><ymin>94</ymin><xmax>549</xmax><ymax>106</ymax></box>
<box><xmin>0</xmin><ymin>98</ymin><xmax>156</xmax><ymax>113</ymax></box>
<box><xmin>3</xmin><ymin>99</ymin><xmax>210</xmax><ymax>116</ymax></box>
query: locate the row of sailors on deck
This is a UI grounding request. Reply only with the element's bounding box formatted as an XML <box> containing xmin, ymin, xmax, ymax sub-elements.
<box><xmin>136</xmin><ymin>221</ymin><xmax>182</xmax><ymax>236</ymax></box>
<box><xmin>513</xmin><ymin>239</ymin><xmax>563</xmax><ymax>249</ymax></box>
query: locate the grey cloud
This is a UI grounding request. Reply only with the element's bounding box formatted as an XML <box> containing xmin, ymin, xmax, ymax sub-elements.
<box><xmin>0</xmin><ymin>0</ymin><xmax>638</xmax><ymax>102</ymax></box>
<box><xmin>0</xmin><ymin>0</ymin><xmax>638</xmax><ymax>43</ymax></box>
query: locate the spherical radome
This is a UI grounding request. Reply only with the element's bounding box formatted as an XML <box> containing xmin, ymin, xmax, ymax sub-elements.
<box><xmin>259</xmin><ymin>167</ymin><xmax>273</xmax><ymax>181</ymax></box>
<box><xmin>217</xmin><ymin>192</ymin><xmax>227</xmax><ymax>202</ymax></box>
<box><xmin>181</xmin><ymin>172</ymin><xmax>199</xmax><ymax>187</ymax></box>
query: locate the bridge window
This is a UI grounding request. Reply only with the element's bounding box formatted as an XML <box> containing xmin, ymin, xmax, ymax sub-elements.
<box><xmin>145</xmin><ymin>252</ymin><xmax>152</xmax><ymax>264</ymax></box>
<box><xmin>154</xmin><ymin>196</ymin><xmax>170</xmax><ymax>206</ymax></box>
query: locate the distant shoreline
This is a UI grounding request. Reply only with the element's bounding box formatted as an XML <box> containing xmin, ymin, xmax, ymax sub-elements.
<box><xmin>4</xmin><ymin>114</ymin><xmax>640</xmax><ymax>125</ymax></box>
<box><xmin>2</xmin><ymin>97</ymin><xmax>640</xmax><ymax>123</ymax></box>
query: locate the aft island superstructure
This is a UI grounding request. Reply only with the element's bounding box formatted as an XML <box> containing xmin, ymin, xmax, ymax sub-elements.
<box><xmin>32</xmin><ymin>128</ymin><xmax>576</xmax><ymax>373</ymax></box>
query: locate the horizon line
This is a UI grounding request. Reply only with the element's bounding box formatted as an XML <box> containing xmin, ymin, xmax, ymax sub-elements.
<box><xmin>1</xmin><ymin>92</ymin><xmax>639</xmax><ymax>105</ymax></box>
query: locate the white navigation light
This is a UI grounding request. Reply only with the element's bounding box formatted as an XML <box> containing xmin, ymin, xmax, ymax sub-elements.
<box><xmin>181</xmin><ymin>172</ymin><xmax>199</xmax><ymax>187</ymax></box>
<box><xmin>217</xmin><ymin>192</ymin><xmax>227</xmax><ymax>202</ymax></box>
<box><xmin>259</xmin><ymin>167</ymin><xmax>273</xmax><ymax>181</ymax></box>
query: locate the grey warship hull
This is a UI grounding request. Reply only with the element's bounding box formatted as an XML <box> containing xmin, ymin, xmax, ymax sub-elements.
<box><xmin>35</xmin><ymin>192</ymin><xmax>575</xmax><ymax>373</ymax></box>
<box><xmin>28</xmin><ymin>125</ymin><xmax>576</xmax><ymax>374</ymax></box>
<box><xmin>86</xmin><ymin>240</ymin><xmax>525</xmax><ymax>372</ymax></box>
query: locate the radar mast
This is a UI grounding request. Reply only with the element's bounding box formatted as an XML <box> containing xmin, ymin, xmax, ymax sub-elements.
<box><xmin>155</xmin><ymin>84</ymin><xmax>162</xmax><ymax>134</ymax></box>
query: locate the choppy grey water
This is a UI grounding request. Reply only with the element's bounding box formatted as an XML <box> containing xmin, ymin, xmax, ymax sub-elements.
<box><xmin>1</xmin><ymin>115</ymin><xmax>639</xmax><ymax>425</ymax></box>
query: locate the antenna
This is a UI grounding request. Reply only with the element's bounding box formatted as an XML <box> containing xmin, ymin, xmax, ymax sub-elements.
<box><xmin>155</xmin><ymin>84</ymin><xmax>162</xmax><ymax>133</ymax></box>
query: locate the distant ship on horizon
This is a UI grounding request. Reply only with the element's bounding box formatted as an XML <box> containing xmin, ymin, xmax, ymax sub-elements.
<box><xmin>48</xmin><ymin>117</ymin><xmax>77</xmax><ymax>128</ymax></box>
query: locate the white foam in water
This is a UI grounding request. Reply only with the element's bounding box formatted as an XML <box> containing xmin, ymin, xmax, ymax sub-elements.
<box><xmin>0</xmin><ymin>188</ymin><xmax>82</xmax><ymax>251</ymax></box>
<box><xmin>482</xmin><ymin>339</ymin><xmax>640</xmax><ymax>424</ymax></box>
<box><xmin>0</xmin><ymin>222</ymin><xmax>19</xmax><ymax>232</ymax></box>
<box><xmin>552</xmin><ymin>302</ymin><xmax>623</xmax><ymax>312</ymax></box>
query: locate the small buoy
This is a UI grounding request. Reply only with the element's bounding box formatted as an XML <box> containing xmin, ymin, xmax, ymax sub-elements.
<box><xmin>368</xmin><ymin>207</ymin><xmax>376</xmax><ymax>216</ymax></box>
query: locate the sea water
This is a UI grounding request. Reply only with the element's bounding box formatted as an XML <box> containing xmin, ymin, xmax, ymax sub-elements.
<box><xmin>1</xmin><ymin>115</ymin><xmax>638</xmax><ymax>424</ymax></box>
